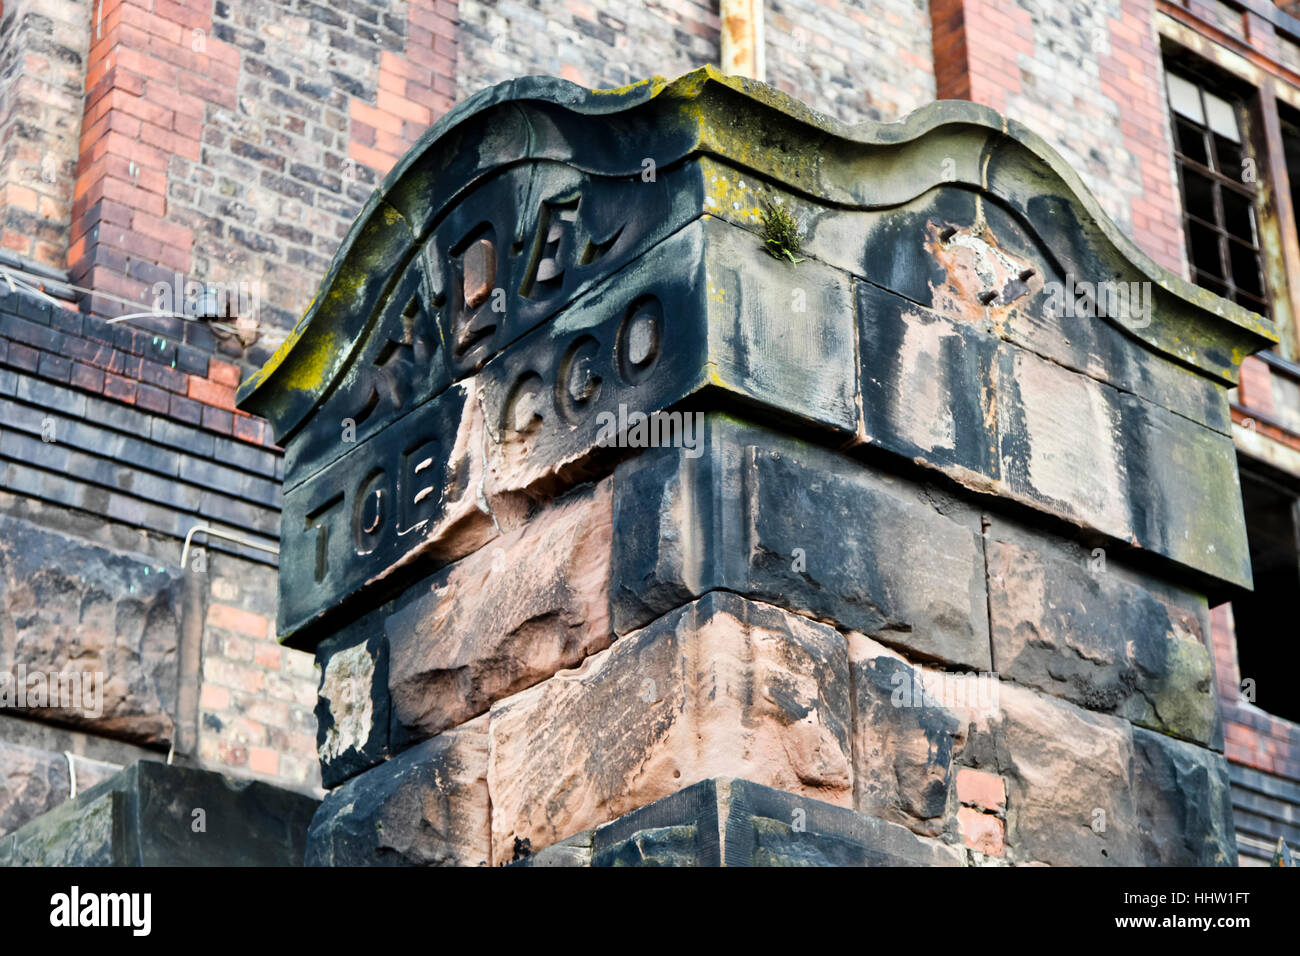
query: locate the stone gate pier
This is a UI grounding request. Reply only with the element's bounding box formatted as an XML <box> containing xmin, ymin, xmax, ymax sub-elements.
<box><xmin>238</xmin><ymin>67</ymin><xmax>1277</xmax><ymax>866</ymax></box>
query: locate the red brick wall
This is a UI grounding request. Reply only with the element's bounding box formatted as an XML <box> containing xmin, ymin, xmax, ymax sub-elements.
<box><xmin>349</xmin><ymin>1</ymin><xmax>457</xmax><ymax>176</ymax></box>
<box><xmin>199</xmin><ymin>588</ymin><xmax>319</xmax><ymax>788</ymax></box>
<box><xmin>0</xmin><ymin>0</ymin><xmax>92</xmax><ymax>267</ymax></box>
<box><xmin>71</xmin><ymin>0</ymin><xmax>221</xmax><ymax>321</ymax></box>
<box><xmin>930</xmin><ymin>0</ymin><xmax>1186</xmax><ymax>275</ymax></box>
<box><xmin>70</xmin><ymin>0</ymin><xmax>459</xmax><ymax>365</ymax></box>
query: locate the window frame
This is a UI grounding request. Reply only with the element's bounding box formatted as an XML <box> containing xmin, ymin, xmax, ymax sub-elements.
<box><xmin>1166</xmin><ymin>66</ymin><xmax>1273</xmax><ymax>315</ymax></box>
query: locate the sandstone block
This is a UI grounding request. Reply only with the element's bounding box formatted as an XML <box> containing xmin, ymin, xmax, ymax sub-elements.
<box><xmin>0</xmin><ymin>514</ymin><xmax>180</xmax><ymax>746</ymax></box>
<box><xmin>1132</xmin><ymin>726</ymin><xmax>1235</xmax><ymax>866</ymax></box>
<box><xmin>0</xmin><ymin>739</ymin><xmax>71</xmax><ymax>837</ymax></box>
<box><xmin>305</xmin><ymin>716</ymin><xmax>490</xmax><ymax>867</ymax></box>
<box><xmin>487</xmin><ymin>592</ymin><xmax>852</xmax><ymax>861</ymax></box>
<box><xmin>849</xmin><ymin>633</ymin><xmax>971</xmax><ymax>839</ymax></box>
<box><xmin>611</xmin><ymin>416</ymin><xmax>991</xmax><ymax>669</ymax></box>
<box><xmin>857</xmin><ymin>285</ymin><xmax>1253</xmax><ymax>592</ymax></box>
<box><xmin>385</xmin><ymin>482</ymin><xmax>613</xmax><ymax>742</ymax></box>
<box><xmin>977</xmin><ymin>681</ymin><xmax>1141</xmax><ymax>866</ymax></box>
<box><xmin>987</xmin><ymin>536</ymin><xmax>1219</xmax><ymax>745</ymax></box>
<box><xmin>584</xmin><ymin>777</ymin><xmax>966</xmax><ymax>867</ymax></box>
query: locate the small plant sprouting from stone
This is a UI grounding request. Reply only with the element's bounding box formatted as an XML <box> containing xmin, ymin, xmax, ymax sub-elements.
<box><xmin>760</xmin><ymin>199</ymin><xmax>804</xmax><ymax>264</ymax></box>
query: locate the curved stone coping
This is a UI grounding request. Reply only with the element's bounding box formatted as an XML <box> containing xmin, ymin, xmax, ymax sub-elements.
<box><xmin>237</xmin><ymin>65</ymin><xmax>1277</xmax><ymax>437</ymax></box>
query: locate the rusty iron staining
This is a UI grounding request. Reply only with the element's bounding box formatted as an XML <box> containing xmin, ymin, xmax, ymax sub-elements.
<box><xmin>925</xmin><ymin>221</ymin><xmax>1044</xmax><ymax>323</ymax></box>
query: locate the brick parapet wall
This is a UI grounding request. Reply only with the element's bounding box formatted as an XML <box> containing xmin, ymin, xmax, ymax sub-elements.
<box><xmin>198</xmin><ymin>577</ymin><xmax>319</xmax><ymax>789</ymax></box>
<box><xmin>0</xmin><ymin>290</ymin><xmax>271</xmax><ymax>444</ymax></box>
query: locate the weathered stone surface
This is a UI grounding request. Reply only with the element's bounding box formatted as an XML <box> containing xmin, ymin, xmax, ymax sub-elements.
<box><xmin>386</xmin><ymin>482</ymin><xmax>613</xmax><ymax>742</ymax></box>
<box><xmin>280</xmin><ymin>381</ymin><xmax>498</xmax><ymax>645</ymax></box>
<box><xmin>473</xmin><ymin>215</ymin><xmax>857</xmax><ymax>497</ymax></box>
<box><xmin>695</xmin><ymin>212</ymin><xmax>857</xmax><ymax>432</ymax></box>
<box><xmin>0</xmin><ymin>514</ymin><xmax>180</xmax><ymax>745</ymax></box>
<box><xmin>582</xmin><ymin>764</ymin><xmax>725</xmax><ymax>867</ymax></box>
<box><xmin>247</xmin><ymin>69</ymin><xmax>1271</xmax><ymax>653</ymax></box>
<box><xmin>241</xmin><ymin>70</ymin><xmax>1272</xmax><ymax>443</ymax></box>
<box><xmin>857</xmin><ymin>285</ymin><xmax>1254</xmax><ymax>592</ymax></box>
<box><xmin>2</xmin><ymin>791</ymin><xmax>118</xmax><ymax>866</ymax></box>
<box><xmin>725</xmin><ymin>777</ymin><xmax>966</xmax><ymax>867</ymax></box>
<box><xmin>582</xmin><ymin>777</ymin><xmax>966</xmax><ymax>867</ymax></box>
<box><xmin>0</xmin><ymin>740</ymin><xmax>71</xmax><ymax>837</ymax></box>
<box><xmin>848</xmin><ymin>634</ymin><xmax>973</xmax><ymax>839</ymax></box>
<box><xmin>278</xmin><ymin>212</ymin><xmax>859</xmax><ymax>646</ymax></box>
<box><xmin>975</xmin><ymin>681</ymin><xmax>1140</xmax><ymax>866</ymax></box>
<box><xmin>305</xmin><ymin>716</ymin><xmax>489</xmax><ymax>867</ymax></box>
<box><xmin>722</xmin><ymin>174</ymin><xmax>1232</xmax><ymax>434</ymax></box>
<box><xmin>242</xmin><ymin>68</ymin><xmax>1268</xmax><ymax>870</ymax></box>
<box><xmin>987</xmin><ymin>536</ymin><xmax>1220</xmax><ymax>746</ymax></box>
<box><xmin>311</xmin><ymin>479</ymin><xmax>613</xmax><ymax>785</ymax></box>
<box><xmin>1</xmin><ymin>760</ymin><xmax>318</xmax><ymax>866</ymax></box>
<box><xmin>0</xmin><ymin>747</ymin><xmax>124</xmax><ymax>842</ymax></box>
<box><xmin>487</xmin><ymin>591</ymin><xmax>852</xmax><ymax>861</ymax></box>
<box><xmin>511</xmin><ymin>829</ymin><xmax>595</xmax><ymax>867</ymax></box>
<box><xmin>847</xmin><ymin>631</ymin><xmax>1234</xmax><ymax>866</ymax></box>
<box><xmin>314</xmin><ymin>609</ymin><xmax>391</xmax><ymax>789</ymax></box>
<box><xmin>279</xmin><ymin>160</ymin><xmax>707</xmax><ymax>487</ymax></box>
<box><xmin>858</xmin><ymin>283</ymin><xmax>1001</xmax><ymax>479</ymax></box>
<box><xmin>1132</xmin><ymin>727</ymin><xmax>1235</xmax><ymax>866</ymax></box>
<box><xmin>611</xmin><ymin>416</ymin><xmax>990</xmax><ymax>669</ymax></box>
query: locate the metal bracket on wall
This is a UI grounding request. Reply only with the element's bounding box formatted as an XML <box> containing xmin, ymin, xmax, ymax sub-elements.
<box><xmin>181</xmin><ymin>523</ymin><xmax>280</xmax><ymax>571</ymax></box>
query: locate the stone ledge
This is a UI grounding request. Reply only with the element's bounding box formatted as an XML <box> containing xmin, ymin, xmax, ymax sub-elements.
<box><xmin>514</xmin><ymin>777</ymin><xmax>967</xmax><ymax>867</ymax></box>
<box><xmin>0</xmin><ymin>760</ymin><xmax>319</xmax><ymax>866</ymax></box>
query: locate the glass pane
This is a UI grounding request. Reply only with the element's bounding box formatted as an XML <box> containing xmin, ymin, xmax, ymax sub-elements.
<box><xmin>1213</xmin><ymin>134</ymin><xmax>1243</xmax><ymax>177</ymax></box>
<box><xmin>1235</xmin><ymin>290</ymin><xmax>1268</xmax><ymax>315</ymax></box>
<box><xmin>1175</xmin><ymin>117</ymin><xmax>1209</xmax><ymax>166</ymax></box>
<box><xmin>1188</xmin><ymin>220</ymin><xmax>1224</xmax><ymax>277</ymax></box>
<box><xmin>1168</xmin><ymin>73</ymin><xmax>1205</xmax><ymax>123</ymax></box>
<box><xmin>1222</xmin><ymin>189</ymin><xmax>1256</xmax><ymax>242</ymax></box>
<box><xmin>1195</xmin><ymin>270</ymin><xmax>1228</xmax><ymax>296</ymax></box>
<box><xmin>1204</xmin><ymin>92</ymin><xmax>1241</xmax><ymax>143</ymax></box>
<box><xmin>1182</xmin><ymin>168</ymin><xmax>1218</xmax><ymax>224</ymax></box>
<box><xmin>1228</xmin><ymin>240</ymin><xmax>1264</xmax><ymax>298</ymax></box>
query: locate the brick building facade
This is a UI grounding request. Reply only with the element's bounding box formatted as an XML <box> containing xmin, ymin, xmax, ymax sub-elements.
<box><xmin>0</xmin><ymin>0</ymin><xmax>1297</xmax><ymax>865</ymax></box>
